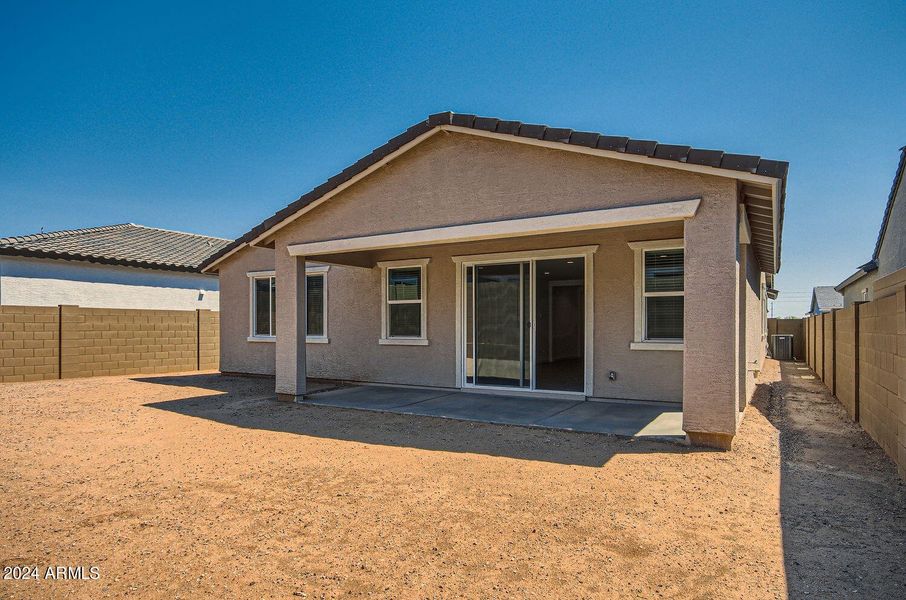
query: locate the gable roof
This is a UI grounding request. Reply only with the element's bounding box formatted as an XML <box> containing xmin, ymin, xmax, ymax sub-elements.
<box><xmin>200</xmin><ymin>111</ymin><xmax>789</xmax><ymax>273</ymax></box>
<box><xmin>810</xmin><ymin>286</ymin><xmax>844</xmax><ymax>314</ymax></box>
<box><xmin>871</xmin><ymin>146</ymin><xmax>906</xmax><ymax>262</ymax></box>
<box><xmin>835</xmin><ymin>259</ymin><xmax>878</xmax><ymax>292</ymax></box>
<box><xmin>0</xmin><ymin>223</ymin><xmax>231</xmax><ymax>272</ymax></box>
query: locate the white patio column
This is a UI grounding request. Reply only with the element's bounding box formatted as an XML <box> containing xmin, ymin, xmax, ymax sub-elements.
<box><xmin>275</xmin><ymin>249</ymin><xmax>306</xmax><ymax>400</ymax></box>
<box><xmin>682</xmin><ymin>197</ymin><xmax>740</xmax><ymax>449</ymax></box>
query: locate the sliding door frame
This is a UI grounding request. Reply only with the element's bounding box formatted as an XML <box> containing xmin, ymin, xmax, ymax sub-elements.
<box><xmin>453</xmin><ymin>245</ymin><xmax>598</xmax><ymax>397</ymax></box>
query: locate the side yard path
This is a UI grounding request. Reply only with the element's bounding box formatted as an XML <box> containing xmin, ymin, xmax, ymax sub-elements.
<box><xmin>0</xmin><ymin>360</ymin><xmax>904</xmax><ymax>599</ymax></box>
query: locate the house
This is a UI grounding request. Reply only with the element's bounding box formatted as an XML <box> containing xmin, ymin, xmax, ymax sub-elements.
<box><xmin>835</xmin><ymin>145</ymin><xmax>906</xmax><ymax>305</ymax></box>
<box><xmin>0</xmin><ymin>223</ymin><xmax>230</xmax><ymax>310</ymax></box>
<box><xmin>200</xmin><ymin>112</ymin><xmax>789</xmax><ymax>450</ymax></box>
<box><xmin>807</xmin><ymin>286</ymin><xmax>843</xmax><ymax>316</ymax></box>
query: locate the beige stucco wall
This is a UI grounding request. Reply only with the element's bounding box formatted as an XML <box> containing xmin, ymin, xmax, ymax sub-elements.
<box><xmin>274</xmin><ymin>133</ymin><xmax>741</xmax><ymax>406</ymax></box>
<box><xmin>218</xmin><ymin>245</ymin><xmax>276</xmax><ymax>376</ymax></box>
<box><xmin>218</xmin><ymin>224</ymin><xmax>686</xmax><ymax>401</ymax></box>
<box><xmin>742</xmin><ymin>243</ymin><xmax>766</xmax><ymax>405</ymax></box>
<box><xmin>840</xmin><ymin>271</ymin><xmax>878</xmax><ymax>307</ymax></box>
<box><xmin>218</xmin><ymin>132</ymin><xmax>760</xmax><ymax>438</ymax></box>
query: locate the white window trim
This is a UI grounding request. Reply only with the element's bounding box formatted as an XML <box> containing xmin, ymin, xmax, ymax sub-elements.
<box><xmin>246</xmin><ymin>266</ymin><xmax>331</xmax><ymax>344</ymax></box>
<box><xmin>628</xmin><ymin>239</ymin><xmax>684</xmax><ymax>351</ymax></box>
<box><xmin>377</xmin><ymin>258</ymin><xmax>430</xmax><ymax>346</ymax></box>
<box><xmin>248</xmin><ymin>271</ymin><xmax>276</xmax><ymax>342</ymax></box>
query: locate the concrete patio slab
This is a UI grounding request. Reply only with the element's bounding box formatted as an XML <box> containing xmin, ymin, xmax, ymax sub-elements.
<box><xmin>394</xmin><ymin>392</ymin><xmax>582</xmax><ymax>426</ymax></box>
<box><xmin>302</xmin><ymin>385</ymin><xmax>684</xmax><ymax>442</ymax></box>
<box><xmin>537</xmin><ymin>400</ymin><xmax>683</xmax><ymax>438</ymax></box>
<box><xmin>304</xmin><ymin>385</ymin><xmax>453</xmax><ymax>410</ymax></box>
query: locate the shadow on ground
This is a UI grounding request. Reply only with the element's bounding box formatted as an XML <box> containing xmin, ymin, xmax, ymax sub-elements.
<box><xmin>139</xmin><ymin>373</ymin><xmax>699</xmax><ymax>468</ymax></box>
<box><xmin>754</xmin><ymin>361</ymin><xmax>906</xmax><ymax>599</ymax></box>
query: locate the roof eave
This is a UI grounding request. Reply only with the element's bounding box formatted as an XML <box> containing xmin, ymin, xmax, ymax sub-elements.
<box><xmin>0</xmin><ymin>247</ymin><xmax>210</xmax><ymax>273</ymax></box>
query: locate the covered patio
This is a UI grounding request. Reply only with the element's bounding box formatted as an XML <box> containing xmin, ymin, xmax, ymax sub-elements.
<box><xmin>301</xmin><ymin>384</ymin><xmax>684</xmax><ymax>442</ymax></box>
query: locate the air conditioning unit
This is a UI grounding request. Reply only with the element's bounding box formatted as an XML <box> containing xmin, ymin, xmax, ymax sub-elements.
<box><xmin>770</xmin><ymin>334</ymin><xmax>793</xmax><ymax>361</ymax></box>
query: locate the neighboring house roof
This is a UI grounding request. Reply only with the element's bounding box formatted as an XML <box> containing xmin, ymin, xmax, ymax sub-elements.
<box><xmin>809</xmin><ymin>286</ymin><xmax>844</xmax><ymax>315</ymax></box>
<box><xmin>871</xmin><ymin>146</ymin><xmax>906</xmax><ymax>263</ymax></box>
<box><xmin>0</xmin><ymin>223</ymin><xmax>231</xmax><ymax>272</ymax></box>
<box><xmin>200</xmin><ymin>112</ymin><xmax>788</xmax><ymax>273</ymax></box>
<box><xmin>835</xmin><ymin>259</ymin><xmax>878</xmax><ymax>292</ymax></box>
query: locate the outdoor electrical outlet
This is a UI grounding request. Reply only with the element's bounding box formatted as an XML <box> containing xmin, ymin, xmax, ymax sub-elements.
<box><xmin>609</xmin><ymin>371</ymin><xmax>616</xmax><ymax>381</ymax></box>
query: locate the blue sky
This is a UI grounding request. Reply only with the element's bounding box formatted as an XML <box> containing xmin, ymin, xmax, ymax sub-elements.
<box><xmin>1</xmin><ymin>1</ymin><xmax>904</xmax><ymax>316</ymax></box>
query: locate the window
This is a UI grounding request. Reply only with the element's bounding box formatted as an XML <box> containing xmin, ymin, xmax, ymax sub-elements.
<box><xmin>378</xmin><ymin>258</ymin><xmax>430</xmax><ymax>345</ymax></box>
<box><xmin>249</xmin><ymin>273</ymin><xmax>276</xmax><ymax>339</ymax></box>
<box><xmin>305</xmin><ymin>266</ymin><xmax>329</xmax><ymax>342</ymax></box>
<box><xmin>628</xmin><ymin>239</ymin><xmax>684</xmax><ymax>350</ymax></box>
<box><xmin>248</xmin><ymin>266</ymin><xmax>329</xmax><ymax>343</ymax></box>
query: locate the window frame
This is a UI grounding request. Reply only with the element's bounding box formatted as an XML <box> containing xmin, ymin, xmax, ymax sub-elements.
<box><xmin>246</xmin><ymin>266</ymin><xmax>330</xmax><ymax>343</ymax></box>
<box><xmin>305</xmin><ymin>265</ymin><xmax>330</xmax><ymax>344</ymax></box>
<box><xmin>248</xmin><ymin>271</ymin><xmax>276</xmax><ymax>342</ymax></box>
<box><xmin>377</xmin><ymin>258</ymin><xmax>430</xmax><ymax>346</ymax></box>
<box><xmin>628</xmin><ymin>239</ymin><xmax>684</xmax><ymax>351</ymax></box>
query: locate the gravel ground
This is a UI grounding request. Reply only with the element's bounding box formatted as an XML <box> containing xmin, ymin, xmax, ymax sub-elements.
<box><xmin>0</xmin><ymin>360</ymin><xmax>904</xmax><ymax>599</ymax></box>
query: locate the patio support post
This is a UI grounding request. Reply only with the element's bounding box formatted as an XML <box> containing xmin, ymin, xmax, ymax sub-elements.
<box><xmin>681</xmin><ymin>195</ymin><xmax>741</xmax><ymax>449</ymax></box>
<box><xmin>275</xmin><ymin>250</ymin><xmax>307</xmax><ymax>400</ymax></box>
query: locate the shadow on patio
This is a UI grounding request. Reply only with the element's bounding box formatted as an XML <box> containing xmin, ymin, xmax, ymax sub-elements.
<box><xmin>139</xmin><ymin>374</ymin><xmax>696</xmax><ymax>467</ymax></box>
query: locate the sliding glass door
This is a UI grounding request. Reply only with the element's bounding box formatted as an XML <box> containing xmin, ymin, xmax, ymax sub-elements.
<box><xmin>463</xmin><ymin>255</ymin><xmax>585</xmax><ymax>393</ymax></box>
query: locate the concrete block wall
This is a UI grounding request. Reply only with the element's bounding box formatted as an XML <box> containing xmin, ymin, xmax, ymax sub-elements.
<box><xmin>199</xmin><ymin>310</ymin><xmax>220</xmax><ymax>371</ymax></box>
<box><xmin>0</xmin><ymin>306</ymin><xmax>59</xmax><ymax>382</ymax></box>
<box><xmin>824</xmin><ymin>311</ymin><xmax>835</xmax><ymax>395</ymax></box>
<box><xmin>834</xmin><ymin>306</ymin><xmax>858</xmax><ymax>420</ymax></box>
<box><xmin>803</xmin><ymin>274</ymin><xmax>906</xmax><ymax>478</ymax></box>
<box><xmin>0</xmin><ymin>305</ymin><xmax>219</xmax><ymax>383</ymax></box>
<box><xmin>60</xmin><ymin>306</ymin><xmax>197</xmax><ymax>378</ymax></box>
<box><xmin>815</xmin><ymin>314</ymin><xmax>824</xmax><ymax>378</ymax></box>
<box><xmin>858</xmin><ymin>291</ymin><xmax>905</xmax><ymax>476</ymax></box>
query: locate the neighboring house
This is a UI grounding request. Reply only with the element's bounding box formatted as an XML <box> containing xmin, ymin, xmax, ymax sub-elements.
<box><xmin>835</xmin><ymin>260</ymin><xmax>878</xmax><ymax>307</ymax></box>
<box><xmin>835</xmin><ymin>145</ymin><xmax>906</xmax><ymax>305</ymax></box>
<box><xmin>200</xmin><ymin>112</ymin><xmax>789</xmax><ymax>450</ymax></box>
<box><xmin>807</xmin><ymin>286</ymin><xmax>843</xmax><ymax>316</ymax></box>
<box><xmin>0</xmin><ymin>223</ymin><xmax>230</xmax><ymax>310</ymax></box>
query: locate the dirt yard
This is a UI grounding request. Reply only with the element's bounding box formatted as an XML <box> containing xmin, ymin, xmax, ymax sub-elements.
<box><xmin>1</xmin><ymin>360</ymin><xmax>904</xmax><ymax>599</ymax></box>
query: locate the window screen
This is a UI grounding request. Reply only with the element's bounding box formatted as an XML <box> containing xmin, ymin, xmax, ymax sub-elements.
<box><xmin>306</xmin><ymin>274</ymin><xmax>324</xmax><ymax>337</ymax></box>
<box><xmin>643</xmin><ymin>249</ymin><xmax>683</xmax><ymax>340</ymax></box>
<box><xmin>387</xmin><ymin>267</ymin><xmax>422</xmax><ymax>337</ymax></box>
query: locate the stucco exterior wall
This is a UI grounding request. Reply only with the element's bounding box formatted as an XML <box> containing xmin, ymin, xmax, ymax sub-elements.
<box><xmin>218</xmin><ymin>245</ymin><xmax>276</xmax><ymax>376</ymax></box>
<box><xmin>839</xmin><ymin>271</ymin><xmax>878</xmax><ymax>307</ymax></box>
<box><xmin>253</xmin><ymin>133</ymin><xmax>744</xmax><ymax>407</ymax></box>
<box><xmin>743</xmin><ymin>243</ymin><xmax>765</xmax><ymax>405</ymax></box>
<box><xmin>0</xmin><ymin>256</ymin><xmax>219</xmax><ymax>310</ymax></box>
<box><xmin>219</xmin><ymin>224</ymin><xmax>687</xmax><ymax>401</ymax></box>
<box><xmin>266</xmin><ymin>132</ymin><xmax>736</xmax><ymax>246</ymax></box>
<box><xmin>877</xmin><ymin>170</ymin><xmax>906</xmax><ymax>277</ymax></box>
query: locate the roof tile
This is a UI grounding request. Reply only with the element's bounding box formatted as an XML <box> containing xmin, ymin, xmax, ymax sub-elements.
<box><xmin>568</xmin><ymin>131</ymin><xmax>600</xmax><ymax>148</ymax></box>
<box><xmin>625</xmin><ymin>139</ymin><xmax>658</xmax><ymax>156</ymax></box>
<box><xmin>685</xmin><ymin>148</ymin><xmax>724</xmax><ymax>167</ymax></box>
<box><xmin>495</xmin><ymin>120</ymin><xmax>521</xmax><ymax>135</ymax></box>
<box><xmin>720</xmin><ymin>153</ymin><xmax>760</xmax><ymax>172</ymax></box>
<box><xmin>653</xmin><ymin>144</ymin><xmax>691</xmax><ymax>161</ymax></box>
<box><xmin>596</xmin><ymin>135</ymin><xmax>629</xmax><ymax>152</ymax></box>
<box><xmin>517</xmin><ymin>124</ymin><xmax>547</xmax><ymax>139</ymax></box>
<box><xmin>0</xmin><ymin>224</ymin><xmax>229</xmax><ymax>271</ymax></box>
<box><xmin>542</xmin><ymin>127</ymin><xmax>572</xmax><ymax>143</ymax></box>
